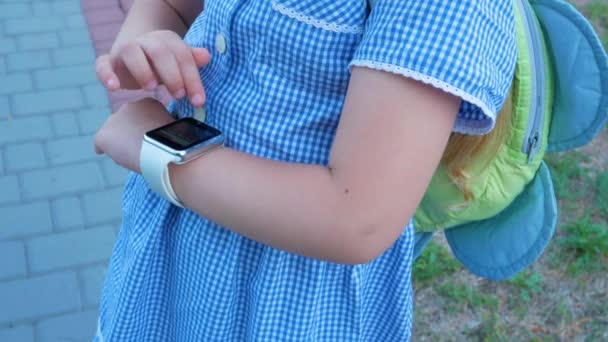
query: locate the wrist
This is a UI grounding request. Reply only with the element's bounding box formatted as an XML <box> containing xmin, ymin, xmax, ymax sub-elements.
<box><xmin>167</xmin><ymin>162</ymin><xmax>182</xmax><ymax>200</ymax></box>
<box><xmin>125</xmin><ymin>96</ymin><xmax>166</xmax><ymax>112</ymax></box>
<box><xmin>167</xmin><ymin>145</ymin><xmax>226</xmax><ymax>207</ymax></box>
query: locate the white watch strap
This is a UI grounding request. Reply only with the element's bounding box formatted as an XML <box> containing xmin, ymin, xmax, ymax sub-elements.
<box><xmin>140</xmin><ymin>141</ymin><xmax>184</xmax><ymax>208</ymax></box>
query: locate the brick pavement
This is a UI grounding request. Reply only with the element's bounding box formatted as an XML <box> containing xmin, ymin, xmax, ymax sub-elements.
<box><xmin>0</xmin><ymin>0</ymin><xmax>148</xmax><ymax>340</ymax></box>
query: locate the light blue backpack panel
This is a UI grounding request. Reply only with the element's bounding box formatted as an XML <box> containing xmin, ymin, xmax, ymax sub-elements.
<box><xmin>533</xmin><ymin>0</ymin><xmax>608</xmax><ymax>151</ymax></box>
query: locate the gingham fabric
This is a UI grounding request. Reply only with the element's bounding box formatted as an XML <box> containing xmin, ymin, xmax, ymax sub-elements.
<box><xmin>95</xmin><ymin>0</ymin><xmax>516</xmax><ymax>340</ymax></box>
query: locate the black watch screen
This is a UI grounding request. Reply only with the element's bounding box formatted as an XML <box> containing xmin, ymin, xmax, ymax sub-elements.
<box><xmin>147</xmin><ymin>117</ymin><xmax>222</xmax><ymax>150</ymax></box>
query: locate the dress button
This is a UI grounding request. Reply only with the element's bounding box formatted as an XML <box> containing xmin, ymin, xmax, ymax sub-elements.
<box><xmin>215</xmin><ymin>33</ymin><xmax>227</xmax><ymax>54</ymax></box>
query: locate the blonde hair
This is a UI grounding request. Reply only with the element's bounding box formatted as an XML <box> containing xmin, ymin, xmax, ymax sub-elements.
<box><xmin>441</xmin><ymin>93</ymin><xmax>513</xmax><ymax>201</ymax></box>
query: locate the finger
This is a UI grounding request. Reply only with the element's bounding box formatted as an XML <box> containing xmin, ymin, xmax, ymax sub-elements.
<box><xmin>118</xmin><ymin>42</ymin><xmax>158</xmax><ymax>90</ymax></box>
<box><xmin>95</xmin><ymin>55</ymin><xmax>120</xmax><ymax>90</ymax></box>
<box><xmin>171</xmin><ymin>43</ymin><xmax>206</xmax><ymax>107</ymax></box>
<box><xmin>141</xmin><ymin>41</ymin><xmax>185</xmax><ymax>99</ymax></box>
<box><xmin>192</xmin><ymin>48</ymin><xmax>211</xmax><ymax>68</ymax></box>
<box><xmin>93</xmin><ymin>136</ymin><xmax>103</xmax><ymax>155</ymax></box>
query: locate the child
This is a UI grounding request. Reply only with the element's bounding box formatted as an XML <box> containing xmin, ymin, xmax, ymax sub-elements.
<box><xmin>93</xmin><ymin>0</ymin><xmax>516</xmax><ymax>340</ymax></box>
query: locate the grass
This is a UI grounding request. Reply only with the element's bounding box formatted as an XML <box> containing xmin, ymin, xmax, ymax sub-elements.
<box><xmin>435</xmin><ymin>283</ymin><xmax>499</xmax><ymax>313</ymax></box>
<box><xmin>544</xmin><ymin>151</ymin><xmax>591</xmax><ymax>201</ymax></box>
<box><xmin>412</xmin><ymin>242</ymin><xmax>461</xmax><ymax>288</ymax></box>
<box><xmin>557</xmin><ymin>212</ymin><xmax>608</xmax><ymax>275</ymax></box>
<box><xmin>508</xmin><ymin>270</ymin><xmax>544</xmax><ymax>303</ymax></box>
<box><xmin>545</xmin><ymin>150</ymin><xmax>608</xmax><ymax>276</ymax></box>
<box><xmin>597</xmin><ymin>170</ymin><xmax>608</xmax><ymax>216</ymax></box>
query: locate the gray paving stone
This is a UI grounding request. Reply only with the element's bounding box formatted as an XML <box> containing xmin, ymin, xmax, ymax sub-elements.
<box><xmin>83</xmin><ymin>84</ymin><xmax>110</xmax><ymax>107</ymax></box>
<box><xmin>59</xmin><ymin>30</ymin><xmax>92</xmax><ymax>47</ymax></box>
<box><xmin>52</xmin><ymin>46</ymin><xmax>96</xmax><ymax>66</ymax></box>
<box><xmin>22</xmin><ymin>162</ymin><xmax>105</xmax><ymax>199</ymax></box>
<box><xmin>36</xmin><ymin>310</ymin><xmax>97</xmax><ymax>342</ymax></box>
<box><xmin>0</xmin><ymin>95</ymin><xmax>8</xmax><ymax>119</ymax></box>
<box><xmin>4</xmin><ymin>142</ymin><xmax>46</xmax><ymax>171</ymax></box>
<box><xmin>27</xmin><ymin>226</ymin><xmax>115</xmax><ymax>272</ymax></box>
<box><xmin>66</xmin><ymin>14</ymin><xmax>87</xmax><ymax>29</ymax></box>
<box><xmin>17</xmin><ymin>33</ymin><xmax>59</xmax><ymax>51</ymax></box>
<box><xmin>4</xmin><ymin>17</ymin><xmax>65</xmax><ymax>35</ymax></box>
<box><xmin>31</xmin><ymin>2</ymin><xmax>52</xmax><ymax>17</ymax></box>
<box><xmin>51</xmin><ymin>196</ymin><xmax>85</xmax><ymax>231</ymax></box>
<box><xmin>0</xmin><ymin>272</ymin><xmax>80</xmax><ymax>324</ymax></box>
<box><xmin>0</xmin><ymin>3</ymin><xmax>29</xmax><ymax>18</ymax></box>
<box><xmin>0</xmin><ymin>116</ymin><xmax>53</xmax><ymax>145</ymax></box>
<box><xmin>0</xmin><ymin>175</ymin><xmax>20</xmax><ymax>204</ymax></box>
<box><xmin>0</xmin><ymin>240</ymin><xmax>26</xmax><ymax>280</ymax></box>
<box><xmin>13</xmin><ymin>88</ymin><xmax>85</xmax><ymax>116</ymax></box>
<box><xmin>0</xmin><ymin>73</ymin><xmax>33</xmax><ymax>95</ymax></box>
<box><xmin>51</xmin><ymin>111</ymin><xmax>81</xmax><ymax>137</ymax></box>
<box><xmin>0</xmin><ymin>202</ymin><xmax>53</xmax><ymax>240</ymax></box>
<box><xmin>77</xmin><ymin>107</ymin><xmax>110</xmax><ymax>135</ymax></box>
<box><xmin>46</xmin><ymin>135</ymin><xmax>98</xmax><ymax>165</ymax></box>
<box><xmin>0</xmin><ymin>325</ymin><xmax>34</xmax><ymax>342</ymax></box>
<box><xmin>51</xmin><ymin>0</ymin><xmax>82</xmax><ymax>14</ymax></box>
<box><xmin>100</xmin><ymin>158</ymin><xmax>128</xmax><ymax>187</ymax></box>
<box><xmin>82</xmin><ymin>187</ymin><xmax>123</xmax><ymax>225</ymax></box>
<box><xmin>80</xmin><ymin>265</ymin><xmax>106</xmax><ymax>307</ymax></box>
<box><xmin>34</xmin><ymin>65</ymin><xmax>98</xmax><ymax>90</ymax></box>
<box><xmin>0</xmin><ymin>0</ymin><xmax>123</xmax><ymax>333</ymax></box>
<box><xmin>6</xmin><ymin>51</ymin><xmax>52</xmax><ymax>72</ymax></box>
<box><xmin>0</xmin><ymin>38</ymin><xmax>17</xmax><ymax>54</ymax></box>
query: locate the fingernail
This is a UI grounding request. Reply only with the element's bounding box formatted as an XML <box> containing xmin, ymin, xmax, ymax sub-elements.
<box><xmin>192</xmin><ymin>94</ymin><xmax>204</xmax><ymax>106</ymax></box>
<box><xmin>106</xmin><ymin>79</ymin><xmax>116</xmax><ymax>88</ymax></box>
<box><xmin>173</xmin><ymin>89</ymin><xmax>186</xmax><ymax>99</ymax></box>
<box><xmin>145</xmin><ymin>80</ymin><xmax>158</xmax><ymax>90</ymax></box>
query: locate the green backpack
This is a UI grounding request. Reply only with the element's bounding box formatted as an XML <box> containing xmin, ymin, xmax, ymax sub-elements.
<box><xmin>368</xmin><ymin>0</ymin><xmax>608</xmax><ymax>280</ymax></box>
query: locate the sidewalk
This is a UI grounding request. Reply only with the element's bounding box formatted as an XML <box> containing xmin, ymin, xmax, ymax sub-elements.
<box><xmin>0</xmin><ymin>1</ymin><xmax>152</xmax><ymax>340</ymax></box>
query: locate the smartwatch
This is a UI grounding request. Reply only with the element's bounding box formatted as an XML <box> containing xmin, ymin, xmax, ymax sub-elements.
<box><xmin>140</xmin><ymin>117</ymin><xmax>224</xmax><ymax>207</ymax></box>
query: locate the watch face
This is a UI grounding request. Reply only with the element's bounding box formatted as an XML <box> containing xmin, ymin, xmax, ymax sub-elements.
<box><xmin>146</xmin><ymin>118</ymin><xmax>222</xmax><ymax>151</ymax></box>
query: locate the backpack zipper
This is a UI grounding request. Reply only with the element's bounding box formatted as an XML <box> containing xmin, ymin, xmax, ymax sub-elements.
<box><xmin>516</xmin><ymin>0</ymin><xmax>547</xmax><ymax>163</ymax></box>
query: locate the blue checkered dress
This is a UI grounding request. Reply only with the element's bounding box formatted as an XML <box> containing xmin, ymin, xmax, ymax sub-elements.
<box><xmin>96</xmin><ymin>0</ymin><xmax>516</xmax><ymax>340</ymax></box>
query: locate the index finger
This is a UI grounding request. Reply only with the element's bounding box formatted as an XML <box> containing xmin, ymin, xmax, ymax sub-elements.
<box><xmin>171</xmin><ymin>42</ymin><xmax>206</xmax><ymax>107</ymax></box>
<box><xmin>95</xmin><ymin>54</ymin><xmax>120</xmax><ymax>90</ymax></box>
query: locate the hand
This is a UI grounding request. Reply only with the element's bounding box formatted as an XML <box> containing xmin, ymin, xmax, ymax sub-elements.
<box><xmin>94</xmin><ymin>97</ymin><xmax>175</xmax><ymax>173</ymax></box>
<box><xmin>95</xmin><ymin>30</ymin><xmax>211</xmax><ymax>107</ymax></box>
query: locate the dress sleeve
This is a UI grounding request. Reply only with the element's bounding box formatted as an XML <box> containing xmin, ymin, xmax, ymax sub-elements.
<box><xmin>350</xmin><ymin>0</ymin><xmax>517</xmax><ymax>135</ymax></box>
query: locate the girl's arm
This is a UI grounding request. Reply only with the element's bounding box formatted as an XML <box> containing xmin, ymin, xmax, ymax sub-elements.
<box><xmin>168</xmin><ymin>67</ymin><xmax>460</xmax><ymax>264</ymax></box>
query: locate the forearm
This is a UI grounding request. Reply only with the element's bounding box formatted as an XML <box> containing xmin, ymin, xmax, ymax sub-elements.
<box><xmin>130</xmin><ymin>68</ymin><xmax>459</xmax><ymax>266</ymax></box>
<box><xmin>169</xmin><ymin>151</ymin><xmax>371</xmax><ymax>264</ymax></box>
<box><xmin>112</xmin><ymin>0</ymin><xmax>201</xmax><ymax>51</ymax></box>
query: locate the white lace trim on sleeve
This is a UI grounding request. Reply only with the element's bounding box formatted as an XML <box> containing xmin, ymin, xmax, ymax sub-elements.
<box><xmin>271</xmin><ymin>1</ymin><xmax>364</xmax><ymax>34</ymax></box>
<box><xmin>350</xmin><ymin>59</ymin><xmax>497</xmax><ymax>135</ymax></box>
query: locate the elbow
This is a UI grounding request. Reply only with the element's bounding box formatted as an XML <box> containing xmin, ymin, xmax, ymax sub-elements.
<box><xmin>337</xmin><ymin>219</ymin><xmax>407</xmax><ymax>265</ymax></box>
<box><xmin>344</xmin><ymin>246</ymin><xmax>385</xmax><ymax>265</ymax></box>
<box><xmin>325</xmin><ymin>184</ymin><xmax>415</xmax><ymax>265</ymax></box>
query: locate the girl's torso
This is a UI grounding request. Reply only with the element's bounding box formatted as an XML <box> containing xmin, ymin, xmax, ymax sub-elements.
<box><xmin>97</xmin><ymin>1</ymin><xmax>416</xmax><ymax>341</ymax></box>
